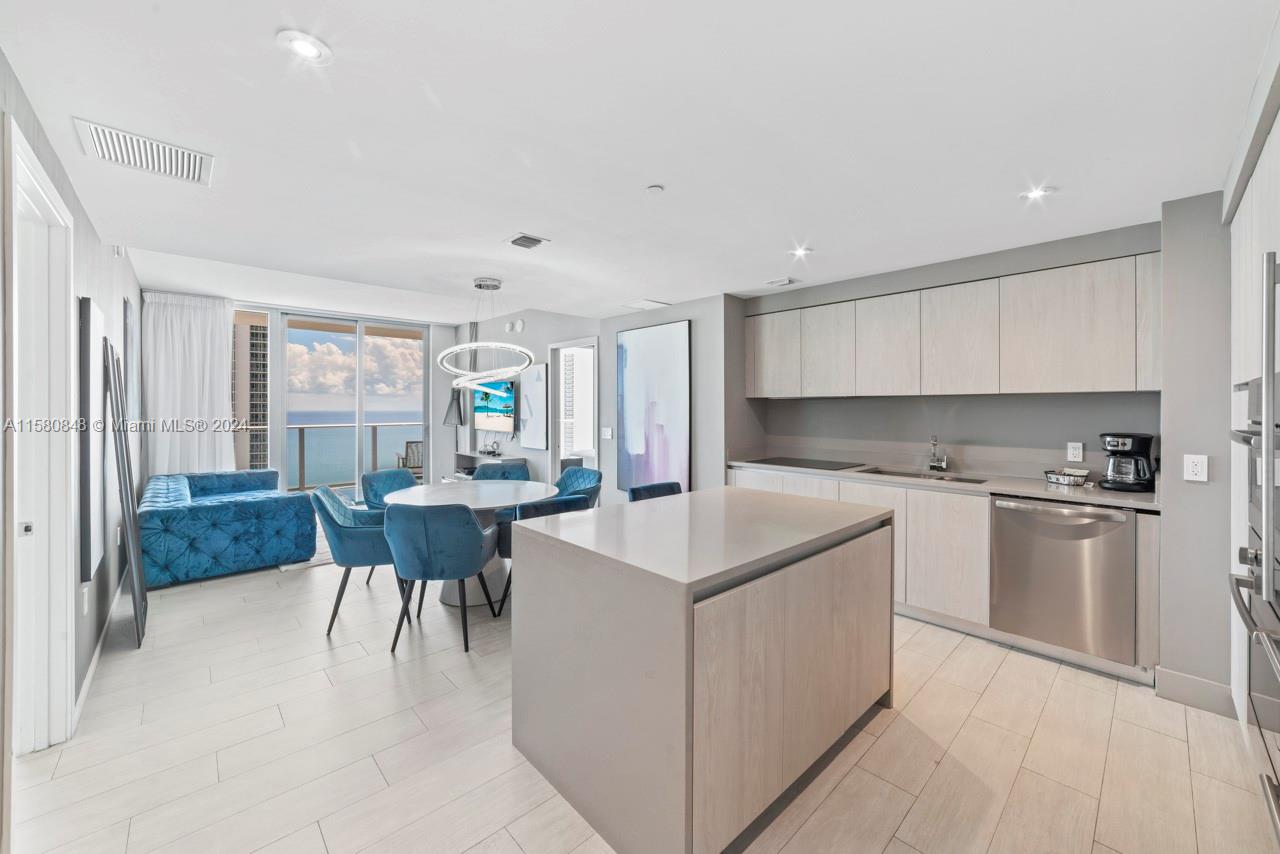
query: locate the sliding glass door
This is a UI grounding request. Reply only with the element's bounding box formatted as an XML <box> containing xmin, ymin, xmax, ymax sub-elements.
<box><xmin>361</xmin><ymin>324</ymin><xmax>426</xmax><ymax>483</ymax></box>
<box><xmin>284</xmin><ymin>316</ymin><xmax>426</xmax><ymax>493</ymax></box>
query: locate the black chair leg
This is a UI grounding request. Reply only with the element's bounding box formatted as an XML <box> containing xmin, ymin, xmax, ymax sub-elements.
<box><xmin>476</xmin><ymin>571</ymin><xmax>499</xmax><ymax>618</ymax></box>
<box><xmin>365</xmin><ymin>566</ymin><xmax>375</xmax><ymax>585</ymax></box>
<box><xmin>391</xmin><ymin>580</ymin><xmax>415</xmax><ymax>653</ymax></box>
<box><xmin>496</xmin><ymin>570</ymin><xmax>512</xmax><ymax>617</ymax></box>
<box><xmin>416</xmin><ymin>580</ymin><xmax>426</xmax><ymax>619</ymax></box>
<box><xmin>395</xmin><ymin>577</ymin><xmax>412</xmax><ymax>624</ymax></box>
<box><xmin>458</xmin><ymin>579</ymin><xmax>470</xmax><ymax>652</ymax></box>
<box><xmin>327</xmin><ymin>567</ymin><xmax>352</xmax><ymax>636</ymax></box>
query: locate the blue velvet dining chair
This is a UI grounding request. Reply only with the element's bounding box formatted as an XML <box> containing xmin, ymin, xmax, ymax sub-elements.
<box><xmin>494</xmin><ymin>494</ymin><xmax>588</xmax><ymax>616</ymax></box>
<box><xmin>479</xmin><ymin>460</ymin><xmax>532</xmax><ymax>557</ymax></box>
<box><xmin>473</xmin><ymin>460</ymin><xmax>531</xmax><ymax>481</ymax></box>
<box><xmin>361</xmin><ymin>468</ymin><xmax>417</xmax><ymax>510</ymax></box>
<box><xmin>627</xmin><ymin>481</ymin><xmax>683</xmax><ymax>502</ymax></box>
<box><xmin>554</xmin><ymin>466</ymin><xmax>602</xmax><ymax>508</ymax></box>
<box><xmin>383</xmin><ymin>503</ymin><xmax>500</xmax><ymax>652</ymax></box>
<box><xmin>310</xmin><ymin>486</ymin><xmax>398</xmax><ymax>636</ymax></box>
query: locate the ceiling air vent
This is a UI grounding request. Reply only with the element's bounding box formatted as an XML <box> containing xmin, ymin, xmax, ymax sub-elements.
<box><xmin>624</xmin><ymin>298</ymin><xmax>672</xmax><ymax>311</ymax></box>
<box><xmin>509</xmin><ymin>233</ymin><xmax>549</xmax><ymax>249</ymax></box>
<box><xmin>73</xmin><ymin>119</ymin><xmax>213</xmax><ymax>187</ymax></box>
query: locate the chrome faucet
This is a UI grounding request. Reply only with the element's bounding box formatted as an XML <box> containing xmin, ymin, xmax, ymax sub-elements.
<box><xmin>929</xmin><ymin>435</ymin><xmax>949</xmax><ymax>472</ymax></box>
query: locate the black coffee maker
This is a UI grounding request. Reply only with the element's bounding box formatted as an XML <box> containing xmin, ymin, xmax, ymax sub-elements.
<box><xmin>1099</xmin><ymin>433</ymin><xmax>1156</xmax><ymax>491</ymax></box>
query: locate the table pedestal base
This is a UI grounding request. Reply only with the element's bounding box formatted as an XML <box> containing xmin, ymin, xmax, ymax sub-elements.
<box><xmin>439</xmin><ymin>559</ymin><xmax>509</xmax><ymax>609</ymax></box>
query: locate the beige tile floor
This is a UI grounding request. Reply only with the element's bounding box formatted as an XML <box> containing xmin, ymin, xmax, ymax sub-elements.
<box><xmin>13</xmin><ymin>562</ymin><xmax>1278</xmax><ymax>854</ymax></box>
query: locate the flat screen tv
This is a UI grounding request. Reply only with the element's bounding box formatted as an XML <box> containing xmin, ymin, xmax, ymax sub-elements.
<box><xmin>473</xmin><ymin>381</ymin><xmax>516</xmax><ymax>432</ymax></box>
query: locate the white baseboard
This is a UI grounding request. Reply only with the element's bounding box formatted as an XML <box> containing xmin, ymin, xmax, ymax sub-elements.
<box><xmin>71</xmin><ymin>579</ymin><xmax>124</xmax><ymax>732</ymax></box>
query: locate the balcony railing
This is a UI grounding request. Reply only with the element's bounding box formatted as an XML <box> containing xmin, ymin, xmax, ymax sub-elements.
<box><xmin>285</xmin><ymin>421</ymin><xmax>425</xmax><ymax>491</ymax></box>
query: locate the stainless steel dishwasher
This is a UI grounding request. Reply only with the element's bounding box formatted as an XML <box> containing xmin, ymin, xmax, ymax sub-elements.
<box><xmin>990</xmin><ymin>496</ymin><xmax>1137</xmax><ymax>665</ymax></box>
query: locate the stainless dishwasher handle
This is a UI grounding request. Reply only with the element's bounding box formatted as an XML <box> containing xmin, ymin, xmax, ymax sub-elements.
<box><xmin>993</xmin><ymin>499</ymin><xmax>1126</xmax><ymax>524</ymax></box>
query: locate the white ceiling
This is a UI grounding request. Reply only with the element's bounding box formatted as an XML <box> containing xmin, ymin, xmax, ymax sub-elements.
<box><xmin>3</xmin><ymin>1</ymin><xmax>1276</xmax><ymax>321</ymax></box>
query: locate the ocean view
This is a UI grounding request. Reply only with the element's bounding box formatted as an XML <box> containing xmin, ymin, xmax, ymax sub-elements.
<box><xmin>285</xmin><ymin>409</ymin><xmax>424</xmax><ymax>489</ymax></box>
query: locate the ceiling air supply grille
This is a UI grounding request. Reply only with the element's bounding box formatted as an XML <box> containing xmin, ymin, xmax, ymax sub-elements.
<box><xmin>73</xmin><ymin>119</ymin><xmax>213</xmax><ymax>187</ymax></box>
<box><xmin>509</xmin><ymin>233</ymin><xmax>549</xmax><ymax>249</ymax></box>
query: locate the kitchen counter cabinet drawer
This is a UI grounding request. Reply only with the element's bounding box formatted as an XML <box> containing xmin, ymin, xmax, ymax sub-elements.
<box><xmin>905</xmin><ymin>490</ymin><xmax>990</xmax><ymax>624</ymax></box>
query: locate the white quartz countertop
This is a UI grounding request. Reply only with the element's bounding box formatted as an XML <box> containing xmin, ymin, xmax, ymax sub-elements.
<box><xmin>514</xmin><ymin>485</ymin><xmax>892</xmax><ymax>596</ymax></box>
<box><xmin>727</xmin><ymin>459</ymin><xmax>1161</xmax><ymax>512</ymax></box>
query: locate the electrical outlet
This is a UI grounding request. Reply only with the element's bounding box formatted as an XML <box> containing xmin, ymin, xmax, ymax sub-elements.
<box><xmin>601</xmin><ymin>427</ymin><xmax>613</xmax><ymax>440</ymax></box>
<box><xmin>1067</xmin><ymin>442</ymin><xmax>1084</xmax><ymax>463</ymax></box>
<box><xmin>1183</xmin><ymin>454</ymin><xmax>1209</xmax><ymax>482</ymax></box>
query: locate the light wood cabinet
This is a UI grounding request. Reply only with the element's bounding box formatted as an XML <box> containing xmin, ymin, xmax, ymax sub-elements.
<box><xmin>692</xmin><ymin>568</ymin><xmax>786</xmax><ymax>854</ymax></box>
<box><xmin>692</xmin><ymin>528</ymin><xmax>892</xmax><ymax>854</ymax></box>
<box><xmin>999</xmin><ymin>257</ymin><xmax>1137</xmax><ymax>393</ymax></box>
<box><xmin>781</xmin><ymin>528</ymin><xmax>892</xmax><ymax>781</ymax></box>
<box><xmin>856</xmin><ymin>291</ymin><xmax>921</xmax><ymax>396</ymax></box>
<box><xmin>1136</xmin><ymin>253</ymin><xmax>1162</xmax><ymax>391</ymax></box>
<box><xmin>729</xmin><ymin>468</ymin><xmax>784</xmax><ymax>492</ymax></box>
<box><xmin>746</xmin><ymin>310</ymin><xmax>802</xmax><ymax>397</ymax></box>
<box><xmin>800</xmin><ymin>302</ymin><xmax>857</xmax><ymax>397</ymax></box>
<box><xmin>920</xmin><ymin>279</ymin><xmax>1000</xmax><ymax>395</ymax></box>
<box><xmin>838</xmin><ymin>481</ymin><xmax>907</xmax><ymax>603</ymax></box>
<box><xmin>782</xmin><ymin>474</ymin><xmax>838</xmax><ymax>500</ymax></box>
<box><xmin>905</xmin><ymin>490</ymin><xmax>990</xmax><ymax>624</ymax></box>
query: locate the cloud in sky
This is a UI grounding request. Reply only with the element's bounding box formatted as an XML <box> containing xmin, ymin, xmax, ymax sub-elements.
<box><xmin>287</xmin><ymin>337</ymin><xmax>422</xmax><ymax>400</ymax></box>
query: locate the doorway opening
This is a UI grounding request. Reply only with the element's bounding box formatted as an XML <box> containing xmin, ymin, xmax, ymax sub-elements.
<box><xmin>548</xmin><ymin>337</ymin><xmax>598</xmax><ymax>480</ymax></box>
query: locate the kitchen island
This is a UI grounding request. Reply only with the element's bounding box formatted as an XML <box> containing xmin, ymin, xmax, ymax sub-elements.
<box><xmin>511</xmin><ymin>486</ymin><xmax>894</xmax><ymax>854</ymax></box>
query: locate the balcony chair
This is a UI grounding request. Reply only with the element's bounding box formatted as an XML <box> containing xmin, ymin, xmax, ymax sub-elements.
<box><xmin>494</xmin><ymin>494</ymin><xmax>589</xmax><ymax>616</ymax></box>
<box><xmin>395</xmin><ymin>440</ymin><xmax>424</xmax><ymax>478</ymax></box>
<box><xmin>362</xmin><ymin>468</ymin><xmax>417</xmax><ymax>510</ymax></box>
<box><xmin>383</xmin><ymin>503</ymin><xmax>500</xmax><ymax>653</ymax></box>
<box><xmin>627</xmin><ymin>481</ymin><xmax>683</xmax><ymax>502</ymax></box>
<box><xmin>310</xmin><ymin>486</ymin><xmax>399</xmax><ymax>636</ymax></box>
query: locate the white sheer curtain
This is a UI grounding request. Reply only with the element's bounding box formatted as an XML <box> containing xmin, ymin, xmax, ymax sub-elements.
<box><xmin>142</xmin><ymin>291</ymin><xmax>235</xmax><ymax>475</ymax></box>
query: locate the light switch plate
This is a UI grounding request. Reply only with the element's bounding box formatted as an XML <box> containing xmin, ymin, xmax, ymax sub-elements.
<box><xmin>1067</xmin><ymin>442</ymin><xmax>1084</xmax><ymax>463</ymax></box>
<box><xmin>1183</xmin><ymin>454</ymin><xmax>1209</xmax><ymax>482</ymax></box>
<box><xmin>601</xmin><ymin>427</ymin><xmax>613</xmax><ymax>440</ymax></box>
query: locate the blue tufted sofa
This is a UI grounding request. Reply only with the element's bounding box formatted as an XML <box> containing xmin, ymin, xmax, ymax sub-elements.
<box><xmin>138</xmin><ymin>469</ymin><xmax>316</xmax><ymax>588</ymax></box>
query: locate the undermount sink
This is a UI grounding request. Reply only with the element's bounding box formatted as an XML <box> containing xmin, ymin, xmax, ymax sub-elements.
<box><xmin>858</xmin><ymin>467</ymin><xmax>987</xmax><ymax>485</ymax></box>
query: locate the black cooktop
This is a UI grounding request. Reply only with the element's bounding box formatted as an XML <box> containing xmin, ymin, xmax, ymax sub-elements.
<box><xmin>748</xmin><ymin>457</ymin><xmax>861</xmax><ymax>471</ymax></box>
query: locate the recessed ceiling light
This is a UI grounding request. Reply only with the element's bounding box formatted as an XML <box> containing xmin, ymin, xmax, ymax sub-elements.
<box><xmin>276</xmin><ymin>29</ymin><xmax>333</xmax><ymax>65</ymax></box>
<box><xmin>646</xmin><ymin>184</ymin><xmax>665</xmax><ymax>194</ymax></box>
<box><xmin>765</xmin><ymin>277</ymin><xmax>798</xmax><ymax>288</ymax></box>
<box><xmin>789</xmin><ymin>245</ymin><xmax>813</xmax><ymax>259</ymax></box>
<box><xmin>1020</xmin><ymin>186</ymin><xmax>1057</xmax><ymax>201</ymax></box>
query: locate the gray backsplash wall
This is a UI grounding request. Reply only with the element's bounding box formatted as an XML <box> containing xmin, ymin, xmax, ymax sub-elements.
<box><xmin>765</xmin><ymin>393</ymin><xmax>1160</xmax><ymax>449</ymax></box>
<box><xmin>759</xmin><ymin>393</ymin><xmax>1160</xmax><ymax>478</ymax></box>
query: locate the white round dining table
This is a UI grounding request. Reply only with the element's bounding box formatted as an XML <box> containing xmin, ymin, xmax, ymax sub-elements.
<box><xmin>383</xmin><ymin>479</ymin><xmax>559</xmax><ymax>607</ymax></box>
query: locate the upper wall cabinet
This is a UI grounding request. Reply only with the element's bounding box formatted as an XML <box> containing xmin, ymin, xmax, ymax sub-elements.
<box><xmin>801</xmin><ymin>303</ymin><xmax>857</xmax><ymax>397</ymax></box>
<box><xmin>920</xmin><ymin>279</ymin><xmax>1000</xmax><ymax>395</ymax></box>
<box><xmin>1136</xmin><ymin>253</ymin><xmax>1162</xmax><ymax>391</ymax></box>
<box><xmin>746</xmin><ymin>310</ymin><xmax>802</xmax><ymax>397</ymax></box>
<box><xmin>999</xmin><ymin>257</ymin><xmax>1137</xmax><ymax>393</ymax></box>
<box><xmin>855</xmin><ymin>291</ymin><xmax>920</xmax><ymax>396</ymax></box>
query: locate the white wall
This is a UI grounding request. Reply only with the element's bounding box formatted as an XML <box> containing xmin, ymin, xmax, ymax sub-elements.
<box><xmin>598</xmin><ymin>295</ymin><xmax>729</xmax><ymax>504</ymax></box>
<box><xmin>467</xmin><ymin>309</ymin><xmax>601</xmax><ymax>483</ymax></box>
